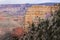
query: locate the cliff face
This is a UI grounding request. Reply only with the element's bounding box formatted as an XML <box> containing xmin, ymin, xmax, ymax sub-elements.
<box><xmin>24</xmin><ymin>5</ymin><xmax>59</xmax><ymax>32</ymax></box>
<box><xmin>25</xmin><ymin>5</ymin><xmax>59</xmax><ymax>24</ymax></box>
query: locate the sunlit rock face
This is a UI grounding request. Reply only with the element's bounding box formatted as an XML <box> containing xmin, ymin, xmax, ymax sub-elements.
<box><xmin>25</xmin><ymin>5</ymin><xmax>59</xmax><ymax>30</ymax></box>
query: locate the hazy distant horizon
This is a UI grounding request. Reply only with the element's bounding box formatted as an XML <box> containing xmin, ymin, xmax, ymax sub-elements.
<box><xmin>0</xmin><ymin>0</ymin><xmax>60</xmax><ymax>4</ymax></box>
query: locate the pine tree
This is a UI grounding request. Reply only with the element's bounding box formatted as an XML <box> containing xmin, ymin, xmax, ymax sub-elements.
<box><xmin>47</xmin><ymin>8</ymin><xmax>60</xmax><ymax>40</ymax></box>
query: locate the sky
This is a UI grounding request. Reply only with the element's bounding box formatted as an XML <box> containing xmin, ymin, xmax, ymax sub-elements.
<box><xmin>0</xmin><ymin>0</ymin><xmax>60</xmax><ymax>4</ymax></box>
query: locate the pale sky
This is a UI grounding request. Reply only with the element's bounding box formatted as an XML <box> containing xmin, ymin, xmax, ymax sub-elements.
<box><xmin>0</xmin><ymin>0</ymin><xmax>60</xmax><ymax>4</ymax></box>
